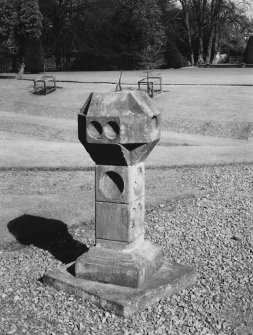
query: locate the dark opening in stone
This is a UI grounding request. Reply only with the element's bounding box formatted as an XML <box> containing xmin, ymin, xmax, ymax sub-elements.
<box><xmin>99</xmin><ymin>171</ymin><xmax>124</xmax><ymax>199</ymax></box>
<box><xmin>87</xmin><ymin>121</ymin><xmax>103</xmax><ymax>139</ymax></box>
<box><xmin>104</xmin><ymin>121</ymin><xmax>120</xmax><ymax>140</ymax></box>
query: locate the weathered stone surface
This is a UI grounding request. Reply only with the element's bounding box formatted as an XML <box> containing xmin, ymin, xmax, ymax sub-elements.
<box><xmin>78</xmin><ymin>92</ymin><xmax>160</xmax><ymax>166</ymax></box>
<box><xmin>44</xmin><ymin>259</ymin><xmax>197</xmax><ymax>316</ymax></box>
<box><xmin>75</xmin><ymin>240</ymin><xmax>162</xmax><ymax>288</ymax></box>
<box><xmin>95</xmin><ymin>163</ymin><xmax>144</xmax><ymax>204</ymax></box>
<box><xmin>78</xmin><ymin>126</ymin><xmax>159</xmax><ymax>166</ymax></box>
<box><xmin>79</xmin><ymin>92</ymin><xmax>160</xmax><ymax>144</ymax></box>
<box><xmin>95</xmin><ymin>197</ymin><xmax>145</xmax><ymax>243</ymax></box>
<box><xmin>96</xmin><ymin>234</ymin><xmax>144</xmax><ymax>251</ymax></box>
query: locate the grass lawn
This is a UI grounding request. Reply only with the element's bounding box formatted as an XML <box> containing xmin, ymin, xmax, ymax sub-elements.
<box><xmin>0</xmin><ymin>69</ymin><xmax>252</xmax><ymax>333</ymax></box>
<box><xmin>0</xmin><ymin>67</ymin><xmax>253</xmax><ymax>140</ymax></box>
<box><xmin>4</xmin><ymin>67</ymin><xmax>253</xmax><ymax>85</ymax></box>
<box><xmin>0</xmin><ymin>67</ymin><xmax>252</xmax><ymax>240</ymax></box>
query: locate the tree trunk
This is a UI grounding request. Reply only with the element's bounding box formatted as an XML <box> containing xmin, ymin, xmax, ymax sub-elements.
<box><xmin>179</xmin><ymin>1</ymin><xmax>195</xmax><ymax>65</ymax></box>
<box><xmin>188</xmin><ymin>35</ymin><xmax>195</xmax><ymax>65</ymax></box>
<box><xmin>205</xmin><ymin>0</ymin><xmax>215</xmax><ymax>64</ymax></box>
<box><xmin>193</xmin><ymin>0</ymin><xmax>208</xmax><ymax>64</ymax></box>
<box><xmin>197</xmin><ymin>29</ymin><xmax>204</xmax><ymax>64</ymax></box>
<box><xmin>185</xmin><ymin>11</ymin><xmax>195</xmax><ymax>65</ymax></box>
<box><xmin>206</xmin><ymin>0</ymin><xmax>223</xmax><ymax>63</ymax></box>
<box><xmin>206</xmin><ymin>28</ymin><xmax>214</xmax><ymax>64</ymax></box>
<box><xmin>212</xmin><ymin>23</ymin><xmax>219</xmax><ymax>63</ymax></box>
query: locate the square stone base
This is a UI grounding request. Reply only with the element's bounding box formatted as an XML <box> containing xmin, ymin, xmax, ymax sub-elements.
<box><xmin>44</xmin><ymin>259</ymin><xmax>197</xmax><ymax>317</ymax></box>
<box><xmin>75</xmin><ymin>240</ymin><xmax>162</xmax><ymax>288</ymax></box>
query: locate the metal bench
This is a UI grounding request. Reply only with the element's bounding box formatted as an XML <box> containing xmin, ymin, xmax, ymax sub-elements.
<box><xmin>138</xmin><ymin>76</ymin><xmax>162</xmax><ymax>98</ymax></box>
<box><xmin>33</xmin><ymin>76</ymin><xmax>56</xmax><ymax>95</ymax></box>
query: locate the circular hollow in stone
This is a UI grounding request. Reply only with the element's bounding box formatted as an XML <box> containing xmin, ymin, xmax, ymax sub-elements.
<box><xmin>87</xmin><ymin>121</ymin><xmax>102</xmax><ymax>139</ymax></box>
<box><xmin>99</xmin><ymin>171</ymin><xmax>124</xmax><ymax>199</ymax></box>
<box><xmin>150</xmin><ymin>116</ymin><xmax>159</xmax><ymax>137</ymax></box>
<box><xmin>104</xmin><ymin>121</ymin><xmax>120</xmax><ymax>140</ymax></box>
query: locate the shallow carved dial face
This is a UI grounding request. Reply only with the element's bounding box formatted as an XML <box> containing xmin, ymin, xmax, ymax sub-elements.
<box><xmin>103</xmin><ymin>121</ymin><xmax>120</xmax><ymax>140</ymax></box>
<box><xmin>99</xmin><ymin>171</ymin><xmax>124</xmax><ymax>200</ymax></box>
<box><xmin>87</xmin><ymin>121</ymin><xmax>102</xmax><ymax>139</ymax></box>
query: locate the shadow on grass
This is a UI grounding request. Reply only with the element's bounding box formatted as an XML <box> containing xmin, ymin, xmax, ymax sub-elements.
<box><xmin>8</xmin><ymin>214</ymin><xmax>88</xmax><ymax>264</ymax></box>
<box><xmin>0</xmin><ymin>75</ymin><xmax>16</xmax><ymax>79</ymax></box>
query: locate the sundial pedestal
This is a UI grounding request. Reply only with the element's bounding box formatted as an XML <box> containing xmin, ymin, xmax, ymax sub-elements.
<box><xmin>44</xmin><ymin>92</ymin><xmax>197</xmax><ymax>316</ymax></box>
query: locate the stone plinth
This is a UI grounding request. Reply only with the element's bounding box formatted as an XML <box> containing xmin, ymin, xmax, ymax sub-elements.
<box><xmin>44</xmin><ymin>260</ymin><xmax>197</xmax><ymax>317</ymax></box>
<box><xmin>75</xmin><ymin>240</ymin><xmax>162</xmax><ymax>288</ymax></box>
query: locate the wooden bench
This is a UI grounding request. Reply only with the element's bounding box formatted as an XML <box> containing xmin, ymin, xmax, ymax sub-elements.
<box><xmin>33</xmin><ymin>76</ymin><xmax>56</xmax><ymax>95</ymax></box>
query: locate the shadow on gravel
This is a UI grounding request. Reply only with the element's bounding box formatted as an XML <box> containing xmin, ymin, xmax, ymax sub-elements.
<box><xmin>7</xmin><ymin>214</ymin><xmax>88</xmax><ymax>263</ymax></box>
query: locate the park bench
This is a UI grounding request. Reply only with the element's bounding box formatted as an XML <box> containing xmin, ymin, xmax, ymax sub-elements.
<box><xmin>33</xmin><ymin>75</ymin><xmax>56</xmax><ymax>95</ymax></box>
<box><xmin>138</xmin><ymin>76</ymin><xmax>162</xmax><ymax>98</ymax></box>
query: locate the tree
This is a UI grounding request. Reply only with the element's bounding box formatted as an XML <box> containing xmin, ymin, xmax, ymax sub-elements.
<box><xmin>0</xmin><ymin>0</ymin><xmax>43</xmax><ymax>71</ymax></box>
<box><xmin>134</xmin><ymin>0</ymin><xmax>166</xmax><ymax>68</ymax></box>
<box><xmin>208</xmin><ymin>0</ymin><xmax>253</xmax><ymax>62</ymax></box>
<box><xmin>18</xmin><ymin>0</ymin><xmax>43</xmax><ymax>69</ymax></box>
<box><xmin>178</xmin><ymin>0</ymin><xmax>195</xmax><ymax>64</ymax></box>
<box><xmin>166</xmin><ymin>38</ymin><xmax>183</xmax><ymax>68</ymax></box>
<box><xmin>68</xmin><ymin>0</ymin><xmax>167</xmax><ymax>70</ymax></box>
<box><xmin>205</xmin><ymin>0</ymin><xmax>223</xmax><ymax>63</ymax></box>
<box><xmin>39</xmin><ymin>0</ymin><xmax>81</xmax><ymax>68</ymax></box>
<box><xmin>191</xmin><ymin>0</ymin><xmax>209</xmax><ymax>63</ymax></box>
<box><xmin>25</xmin><ymin>39</ymin><xmax>44</xmax><ymax>73</ymax></box>
<box><xmin>19</xmin><ymin>0</ymin><xmax>43</xmax><ymax>40</ymax></box>
<box><xmin>178</xmin><ymin>0</ymin><xmax>253</xmax><ymax>64</ymax></box>
<box><xmin>0</xmin><ymin>1</ymin><xmax>19</xmax><ymax>69</ymax></box>
<box><xmin>138</xmin><ymin>44</ymin><xmax>165</xmax><ymax>70</ymax></box>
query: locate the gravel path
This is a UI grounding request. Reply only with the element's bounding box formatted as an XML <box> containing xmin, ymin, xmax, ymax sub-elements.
<box><xmin>1</xmin><ymin>164</ymin><xmax>252</xmax><ymax>335</ymax></box>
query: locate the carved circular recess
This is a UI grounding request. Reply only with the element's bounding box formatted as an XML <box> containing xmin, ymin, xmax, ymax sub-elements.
<box><xmin>133</xmin><ymin>166</ymin><xmax>143</xmax><ymax>196</ymax></box>
<box><xmin>87</xmin><ymin>121</ymin><xmax>102</xmax><ymax>139</ymax></box>
<box><xmin>104</xmin><ymin>121</ymin><xmax>120</xmax><ymax>140</ymax></box>
<box><xmin>99</xmin><ymin>171</ymin><xmax>124</xmax><ymax>199</ymax></box>
<box><xmin>150</xmin><ymin>116</ymin><xmax>159</xmax><ymax>137</ymax></box>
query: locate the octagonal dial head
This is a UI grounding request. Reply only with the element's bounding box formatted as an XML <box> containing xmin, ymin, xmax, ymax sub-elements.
<box><xmin>80</xmin><ymin>91</ymin><xmax>161</xmax><ymax>144</ymax></box>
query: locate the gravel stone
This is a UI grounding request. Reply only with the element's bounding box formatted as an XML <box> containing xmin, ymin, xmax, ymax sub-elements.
<box><xmin>0</xmin><ymin>164</ymin><xmax>252</xmax><ymax>334</ymax></box>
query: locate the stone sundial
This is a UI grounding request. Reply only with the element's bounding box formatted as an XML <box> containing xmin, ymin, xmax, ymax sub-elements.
<box><xmin>44</xmin><ymin>91</ymin><xmax>196</xmax><ymax>316</ymax></box>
